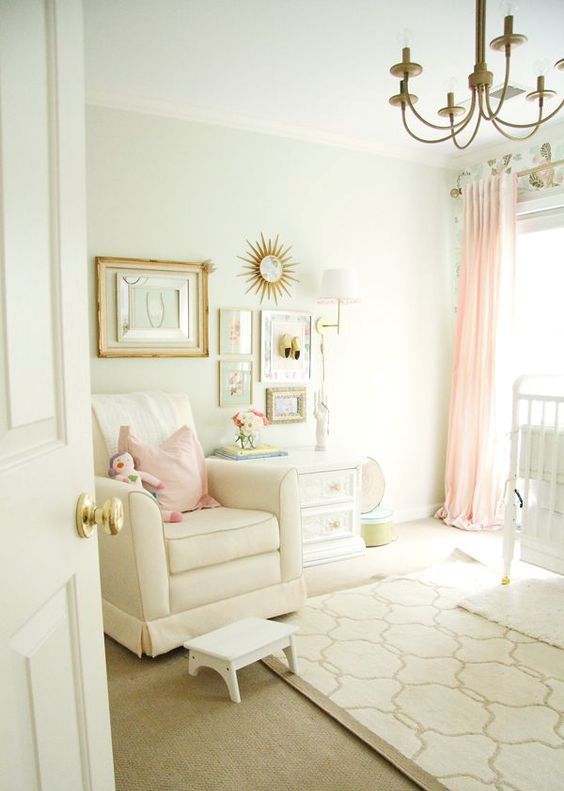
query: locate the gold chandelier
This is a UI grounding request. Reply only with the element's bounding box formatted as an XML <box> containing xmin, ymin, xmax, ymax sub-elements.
<box><xmin>388</xmin><ymin>0</ymin><xmax>564</xmax><ymax>148</ymax></box>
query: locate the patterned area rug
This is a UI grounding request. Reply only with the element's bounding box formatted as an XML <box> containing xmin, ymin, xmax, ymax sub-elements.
<box><xmin>265</xmin><ymin>552</ymin><xmax>564</xmax><ymax>791</ymax></box>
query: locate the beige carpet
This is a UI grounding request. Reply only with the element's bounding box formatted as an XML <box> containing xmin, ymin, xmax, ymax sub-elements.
<box><xmin>106</xmin><ymin>636</ymin><xmax>420</xmax><ymax>790</ymax></box>
<box><xmin>267</xmin><ymin>553</ymin><xmax>564</xmax><ymax>791</ymax></box>
<box><xmin>104</xmin><ymin>520</ymin><xmax>523</xmax><ymax>790</ymax></box>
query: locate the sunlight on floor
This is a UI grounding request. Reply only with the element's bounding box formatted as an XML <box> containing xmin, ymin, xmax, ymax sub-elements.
<box><xmin>304</xmin><ymin>518</ymin><xmax>556</xmax><ymax>599</ymax></box>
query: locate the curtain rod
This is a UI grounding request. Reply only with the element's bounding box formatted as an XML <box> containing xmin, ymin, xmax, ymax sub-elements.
<box><xmin>450</xmin><ymin>158</ymin><xmax>564</xmax><ymax>198</ymax></box>
<box><xmin>516</xmin><ymin>158</ymin><xmax>564</xmax><ymax>177</ymax></box>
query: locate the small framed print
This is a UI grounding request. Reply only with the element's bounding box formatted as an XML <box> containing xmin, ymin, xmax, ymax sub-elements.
<box><xmin>219</xmin><ymin>360</ymin><xmax>253</xmax><ymax>407</ymax></box>
<box><xmin>219</xmin><ymin>308</ymin><xmax>253</xmax><ymax>355</ymax></box>
<box><xmin>266</xmin><ymin>387</ymin><xmax>307</xmax><ymax>424</ymax></box>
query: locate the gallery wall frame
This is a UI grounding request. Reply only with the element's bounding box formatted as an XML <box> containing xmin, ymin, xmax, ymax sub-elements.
<box><xmin>260</xmin><ymin>309</ymin><xmax>312</xmax><ymax>383</ymax></box>
<box><xmin>266</xmin><ymin>386</ymin><xmax>307</xmax><ymax>424</ymax></box>
<box><xmin>96</xmin><ymin>256</ymin><xmax>212</xmax><ymax>357</ymax></box>
<box><xmin>218</xmin><ymin>307</ymin><xmax>253</xmax><ymax>356</ymax></box>
<box><xmin>218</xmin><ymin>359</ymin><xmax>254</xmax><ymax>407</ymax></box>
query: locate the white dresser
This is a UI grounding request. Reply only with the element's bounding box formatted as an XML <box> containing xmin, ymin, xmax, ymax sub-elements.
<box><xmin>256</xmin><ymin>448</ymin><xmax>366</xmax><ymax>567</ymax></box>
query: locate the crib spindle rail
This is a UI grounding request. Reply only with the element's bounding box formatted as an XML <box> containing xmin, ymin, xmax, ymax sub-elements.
<box><xmin>502</xmin><ymin>376</ymin><xmax>564</xmax><ymax>582</ymax></box>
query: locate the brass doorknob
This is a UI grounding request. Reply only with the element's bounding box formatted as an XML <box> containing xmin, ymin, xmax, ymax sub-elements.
<box><xmin>76</xmin><ymin>494</ymin><xmax>124</xmax><ymax>539</ymax></box>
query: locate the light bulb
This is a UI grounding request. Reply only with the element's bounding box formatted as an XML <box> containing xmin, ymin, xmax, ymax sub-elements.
<box><xmin>533</xmin><ymin>58</ymin><xmax>551</xmax><ymax>77</ymax></box>
<box><xmin>396</xmin><ymin>28</ymin><xmax>412</xmax><ymax>48</ymax></box>
<box><xmin>499</xmin><ymin>1</ymin><xmax>519</xmax><ymax>15</ymax></box>
<box><xmin>444</xmin><ymin>77</ymin><xmax>459</xmax><ymax>95</ymax></box>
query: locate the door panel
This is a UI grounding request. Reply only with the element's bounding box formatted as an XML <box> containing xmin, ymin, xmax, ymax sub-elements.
<box><xmin>0</xmin><ymin>2</ymin><xmax>115</xmax><ymax>789</ymax></box>
<box><xmin>1</xmin><ymin>0</ymin><xmax>57</xmax><ymax>432</ymax></box>
<box><xmin>10</xmin><ymin>584</ymin><xmax>87</xmax><ymax>791</ymax></box>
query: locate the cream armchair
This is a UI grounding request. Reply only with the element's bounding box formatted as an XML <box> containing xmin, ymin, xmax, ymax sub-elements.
<box><xmin>92</xmin><ymin>394</ymin><xmax>306</xmax><ymax>657</ymax></box>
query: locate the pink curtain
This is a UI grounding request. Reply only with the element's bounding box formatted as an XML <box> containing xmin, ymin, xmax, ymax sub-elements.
<box><xmin>437</xmin><ymin>173</ymin><xmax>517</xmax><ymax>530</ymax></box>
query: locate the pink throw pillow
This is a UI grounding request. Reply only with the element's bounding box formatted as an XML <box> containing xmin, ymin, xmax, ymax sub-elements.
<box><xmin>118</xmin><ymin>425</ymin><xmax>220</xmax><ymax>513</ymax></box>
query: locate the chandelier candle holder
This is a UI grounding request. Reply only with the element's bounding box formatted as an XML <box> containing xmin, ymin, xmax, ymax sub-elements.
<box><xmin>389</xmin><ymin>0</ymin><xmax>564</xmax><ymax>148</ymax></box>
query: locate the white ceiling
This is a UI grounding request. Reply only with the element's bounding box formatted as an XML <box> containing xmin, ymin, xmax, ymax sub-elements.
<box><xmin>84</xmin><ymin>0</ymin><xmax>564</xmax><ymax>167</ymax></box>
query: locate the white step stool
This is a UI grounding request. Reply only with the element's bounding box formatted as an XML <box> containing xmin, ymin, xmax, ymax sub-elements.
<box><xmin>184</xmin><ymin>617</ymin><xmax>299</xmax><ymax>703</ymax></box>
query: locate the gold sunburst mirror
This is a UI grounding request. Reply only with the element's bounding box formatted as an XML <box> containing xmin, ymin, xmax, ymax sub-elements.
<box><xmin>237</xmin><ymin>233</ymin><xmax>299</xmax><ymax>304</ymax></box>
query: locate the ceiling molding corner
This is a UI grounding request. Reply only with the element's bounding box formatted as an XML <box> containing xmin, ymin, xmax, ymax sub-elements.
<box><xmin>85</xmin><ymin>91</ymin><xmax>454</xmax><ymax>170</ymax></box>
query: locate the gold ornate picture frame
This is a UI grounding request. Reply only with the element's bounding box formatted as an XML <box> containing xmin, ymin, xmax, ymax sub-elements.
<box><xmin>266</xmin><ymin>387</ymin><xmax>307</xmax><ymax>424</ymax></box>
<box><xmin>96</xmin><ymin>257</ymin><xmax>211</xmax><ymax>357</ymax></box>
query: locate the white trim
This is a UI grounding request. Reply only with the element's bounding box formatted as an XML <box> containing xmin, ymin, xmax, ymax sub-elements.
<box><xmin>394</xmin><ymin>503</ymin><xmax>442</xmax><ymax>524</ymax></box>
<box><xmin>85</xmin><ymin>90</ymin><xmax>454</xmax><ymax>169</ymax></box>
<box><xmin>516</xmin><ymin>190</ymin><xmax>564</xmax><ymax>217</ymax></box>
<box><xmin>516</xmin><ymin>190</ymin><xmax>564</xmax><ymax>234</ymax></box>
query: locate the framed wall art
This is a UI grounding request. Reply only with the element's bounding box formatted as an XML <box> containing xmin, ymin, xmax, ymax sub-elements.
<box><xmin>266</xmin><ymin>387</ymin><xmax>307</xmax><ymax>424</ymax></box>
<box><xmin>260</xmin><ymin>310</ymin><xmax>311</xmax><ymax>383</ymax></box>
<box><xmin>219</xmin><ymin>360</ymin><xmax>253</xmax><ymax>407</ymax></box>
<box><xmin>96</xmin><ymin>256</ymin><xmax>213</xmax><ymax>357</ymax></box>
<box><xmin>218</xmin><ymin>308</ymin><xmax>253</xmax><ymax>355</ymax></box>
<box><xmin>237</xmin><ymin>233</ymin><xmax>300</xmax><ymax>304</ymax></box>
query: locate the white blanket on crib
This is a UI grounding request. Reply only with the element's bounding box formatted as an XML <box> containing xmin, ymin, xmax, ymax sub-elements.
<box><xmin>92</xmin><ymin>391</ymin><xmax>180</xmax><ymax>455</ymax></box>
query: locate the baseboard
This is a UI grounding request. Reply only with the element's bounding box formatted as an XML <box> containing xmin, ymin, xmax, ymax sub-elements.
<box><xmin>394</xmin><ymin>503</ymin><xmax>442</xmax><ymax>524</ymax></box>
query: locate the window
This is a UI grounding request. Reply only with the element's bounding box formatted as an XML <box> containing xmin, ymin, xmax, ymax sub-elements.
<box><xmin>513</xmin><ymin>201</ymin><xmax>564</xmax><ymax>378</ymax></box>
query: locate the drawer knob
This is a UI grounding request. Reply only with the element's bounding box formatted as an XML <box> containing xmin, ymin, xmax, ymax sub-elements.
<box><xmin>330</xmin><ymin>520</ymin><xmax>341</xmax><ymax>530</ymax></box>
<box><xmin>330</xmin><ymin>483</ymin><xmax>343</xmax><ymax>492</ymax></box>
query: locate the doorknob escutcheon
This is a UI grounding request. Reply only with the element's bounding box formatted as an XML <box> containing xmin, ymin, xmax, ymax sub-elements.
<box><xmin>76</xmin><ymin>494</ymin><xmax>124</xmax><ymax>539</ymax></box>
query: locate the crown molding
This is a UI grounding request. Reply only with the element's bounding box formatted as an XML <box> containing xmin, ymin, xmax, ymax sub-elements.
<box><xmin>86</xmin><ymin>91</ymin><xmax>455</xmax><ymax>170</ymax></box>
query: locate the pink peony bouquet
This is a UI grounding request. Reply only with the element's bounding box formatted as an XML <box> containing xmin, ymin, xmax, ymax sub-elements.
<box><xmin>232</xmin><ymin>409</ymin><xmax>270</xmax><ymax>449</ymax></box>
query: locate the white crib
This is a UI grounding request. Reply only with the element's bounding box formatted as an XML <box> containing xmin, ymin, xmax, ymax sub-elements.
<box><xmin>503</xmin><ymin>375</ymin><xmax>564</xmax><ymax>582</ymax></box>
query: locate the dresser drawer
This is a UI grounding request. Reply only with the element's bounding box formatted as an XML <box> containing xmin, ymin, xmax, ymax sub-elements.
<box><xmin>302</xmin><ymin>505</ymin><xmax>355</xmax><ymax>542</ymax></box>
<box><xmin>299</xmin><ymin>468</ymin><xmax>356</xmax><ymax>507</ymax></box>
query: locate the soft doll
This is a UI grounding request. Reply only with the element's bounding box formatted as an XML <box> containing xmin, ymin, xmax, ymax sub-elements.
<box><xmin>108</xmin><ymin>452</ymin><xmax>182</xmax><ymax>523</ymax></box>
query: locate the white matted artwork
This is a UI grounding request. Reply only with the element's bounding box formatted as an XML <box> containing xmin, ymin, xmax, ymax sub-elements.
<box><xmin>260</xmin><ymin>310</ymin><xmax>312</xmax><ymax>383</ymax></box>
<box><xmin>219</xmin><ymin>360</ymin><xmax>253</xmax><ymax>407</ymax></box>
<box><xmin>97</xmin><ymin>257</ymin><xmax>211</xmax><ymax>357</ymax></box>
<box><xmin>218</xmin><ymin>308</ymin><xmax>253</xmax><ymax>355</ymax></box>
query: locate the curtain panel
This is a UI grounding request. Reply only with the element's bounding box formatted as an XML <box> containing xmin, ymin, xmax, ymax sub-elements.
<box><xmin>437</xmin><ymin>173</ymin><xmax>517</xmax><ymax>530</ymax></box>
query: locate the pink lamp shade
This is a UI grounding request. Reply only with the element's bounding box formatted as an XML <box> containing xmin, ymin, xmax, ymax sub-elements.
<box><xmin>318</xmin><ymin>269</ymin><xmax>360</xmax><ymax>304</ymax></box>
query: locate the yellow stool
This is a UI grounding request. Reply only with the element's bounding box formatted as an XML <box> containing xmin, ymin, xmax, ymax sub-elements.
<box><xmin>362</xmin><ymin>506</ymin><xmax>395</xmax><ymax>547</ymax></box>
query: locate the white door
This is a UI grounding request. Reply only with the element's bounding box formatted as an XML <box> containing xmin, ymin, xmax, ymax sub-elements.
<box><xmin>0</xmin><ymin>1</ymin><xmax>115</xmax><ymax>789</ymax></box>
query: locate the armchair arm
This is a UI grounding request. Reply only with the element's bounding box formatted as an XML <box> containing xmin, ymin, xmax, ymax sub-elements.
<box><xmin>95</xmin><ymin>476</ymin><xmax>170</xmax><ymax>622</ymax></box>
<box><xmin>206</xmin><ymin>460</ymin><xmax>302</xmax><ymax>581</ymax></box>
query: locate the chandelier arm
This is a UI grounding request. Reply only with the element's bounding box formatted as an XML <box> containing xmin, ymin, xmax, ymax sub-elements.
<box><xmin>485</xmin><ymin>96</ymin><xmax>564</xmax><ymax>129</ymax></box>
<box><xmin>489</xmin><ymin>107</ymin><xmax>545</xmax><ymax>141</ymax></box>
<box><xmin>400</xmin><ymin>106</ymin><xmax>460</xmax><ymax>144</ymax></box>
<box><xmin>450</xmin><ymin>104</ymin><xmax>483</xmax><ymax>150</ymax></box>
<box><xmin>400</xmin><ymin>91</ymin><xmax>478</xmax><ymax>143</ymax></box>
<box><xmin>391</xmin><ymin>0</ymin><xmax>562</xmax><ymax>147</ymax></box>
<box><xmin>481</xmin><ymin>54</ymin><xmax>512</xmax><ymax>121</ymax></box>
<box><xmin>403</xmin><ymin>83</ymin><xmax>477</xmax><ymax>130</ymax></box>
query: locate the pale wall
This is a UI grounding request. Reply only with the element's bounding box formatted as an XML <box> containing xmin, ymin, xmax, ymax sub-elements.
<box><xmin>86</xmin><ymin>106</ymin><xmax>452</xmax><ymax>520</ymax></box>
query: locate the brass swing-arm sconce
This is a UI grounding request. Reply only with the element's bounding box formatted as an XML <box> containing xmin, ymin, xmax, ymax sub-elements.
<box><xmin>316</xmin><ymin>269</ymin><xmax>360</xmax><ymax>335</ymax></box>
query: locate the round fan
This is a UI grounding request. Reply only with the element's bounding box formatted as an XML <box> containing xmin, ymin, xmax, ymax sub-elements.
<box><xmin>360</xmin><ymin>457</ymin><xmax>385</xmax><ymax>514</ymax></box>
